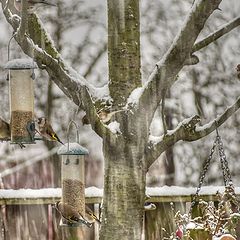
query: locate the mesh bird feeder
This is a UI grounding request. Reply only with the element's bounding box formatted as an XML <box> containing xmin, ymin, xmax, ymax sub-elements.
<box><xmin>57</xmin><ymin>121</ymin><xmax>89</xmax><ymax>226</ymax></box>
<box><xmin>5</xmin><ymin>59</ymin><xmax>37</xmax><ymax>144</ymax></box>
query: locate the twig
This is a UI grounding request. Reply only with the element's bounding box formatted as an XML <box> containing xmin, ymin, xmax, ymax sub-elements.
<box><xmin>192</xmin><ymin>17</ymin><xmax>240</xmax><ymax>53</ymax></box>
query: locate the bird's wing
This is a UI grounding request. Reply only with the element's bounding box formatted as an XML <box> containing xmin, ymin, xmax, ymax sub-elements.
<box><xmin>85</xmin><ymin>206</ymin><xmax>101</xmax><ymax>223</ymax></box>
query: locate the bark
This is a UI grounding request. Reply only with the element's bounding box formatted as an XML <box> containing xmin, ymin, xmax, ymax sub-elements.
<box><xmin>100</xmin><ymin>133</ymin><xmax>147</xmax><ymax>240</ymax></box>
<box><xmin>107</xmin><ymin>0</ymin><xmax>141</xmax><ymax>109</ymax></box>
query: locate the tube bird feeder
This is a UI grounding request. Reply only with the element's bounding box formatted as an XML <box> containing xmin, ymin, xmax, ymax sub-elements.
<box><xmin>5</xmin><ymin>59</ymin><xmax>37</xmax><ymax>144</ymax></box>
<box><xmin>58</xmin><ymin>143</ymin><xmax>89</xmax><ymax>226</ymax></box>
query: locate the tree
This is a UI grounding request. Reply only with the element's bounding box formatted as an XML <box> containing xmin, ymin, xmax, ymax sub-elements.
<box><xmin>1</xmin><ymin>0</ymin><xmax>240</xmax><ymax>239</ymax></box>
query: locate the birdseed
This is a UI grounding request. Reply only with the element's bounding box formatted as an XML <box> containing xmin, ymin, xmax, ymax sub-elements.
<box><xmin>11</xmin><ymin>110</ymin><xmax>33</xmax><ymax>142</ymax></box>
<box><xmin>62</xmin><ymin>179</ymin><xmax>85</xmax><ymax>216</ymax></box>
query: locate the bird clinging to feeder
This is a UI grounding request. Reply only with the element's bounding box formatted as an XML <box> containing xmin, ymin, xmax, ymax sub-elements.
<box><xmin>14</xmin><ymin>0</ymin><xmax>57</xmax><ymax>13</ymax></box>
<box><xmin>0</xmin><ymin>117</ymin><xmax>25</xmax><ymax>148</ymax></box>
<box><xmin>37</xmin><ymin>117</ymin><xmax>64</xmax><ymax>145</ymax></box>
<box><xmin>54</xmin><ymin>201</ymin><xmax>92</xmax><ymax>228</ymax></box>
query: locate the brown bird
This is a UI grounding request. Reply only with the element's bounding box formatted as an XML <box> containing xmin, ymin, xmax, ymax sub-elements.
<box><xmin>0</xmin><ymin>118</ymin><xmax>25</xmax><ymax>148</ymax></box>
<box><xmin>54</xmin><ymin>201</ymin><xmax>92</xmax><ymax>227</ymax></box>
<box><xmin>14</xmin><ymin>0</ymin><xmax>57</xmax><ymax>13</ymax></box>
<box><xmin>37</xmin><ymin>117</ymin><xmax>64</xmax><ymax>145</ymax></box>
<box><xmin>98</xmin><ymin>109</ymin><xmax>125</xmax><ymax>124</ymax></box>
<box><xmin>85</xmin><ymin>205</ymin><xmax>101</xmax><ymax>224</ymax></box>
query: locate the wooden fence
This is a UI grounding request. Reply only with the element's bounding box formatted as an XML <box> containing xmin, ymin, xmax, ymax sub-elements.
<box><xmin>0</xmin><ymin>186</ymin><xmax>239</xmax><ymax>240</ymax></box>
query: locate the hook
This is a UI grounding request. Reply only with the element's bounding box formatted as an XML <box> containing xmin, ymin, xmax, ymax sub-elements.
<box><xmin>214</xmin><ymin>120</ymin><xmax>219</xmax><ymax>136</ymax></box>
<box><xmin>66</xmin><ymin>119</ymin><xmax>80</xmax><ymax>152</ymax></box>
<box><xmin>7</xmin><ymin>33</ymin><xmax>17</xmax><ymax>62</ymax></box>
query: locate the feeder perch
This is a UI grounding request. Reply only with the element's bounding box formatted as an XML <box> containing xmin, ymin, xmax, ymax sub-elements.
<box><xmin>58</xmin><ymin>142</ymin><xmax>89</xmax><ymax>227</ymax></box>
<box><xmin>5</xmin><ymin>59</ymin><xmax>37</xmax><ymax>144</ymax></box>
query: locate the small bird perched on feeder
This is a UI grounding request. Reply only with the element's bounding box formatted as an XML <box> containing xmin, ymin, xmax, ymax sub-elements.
<box><xmin>14</xmin><ymin>0</ymin><xmax>57</xmax><ymax>13</ymax></box>
<box><xmin>37</xmin><ymin>117</ymin><xmax>64</xmax><ymax>145</ymax></box>
<box><xmin>0</xmin><ymin>118</ymin><xmax>25</xmax><ymax>148</ymax></box>
<box><xmin>85</xmin><ymin>205</ymin><xmax>101</xmax><ymax>224</ymax></box>
<box><xmin>54</xmin><ymin>201</ymin><xmax>92</xmax><ymax>228</ymax></box>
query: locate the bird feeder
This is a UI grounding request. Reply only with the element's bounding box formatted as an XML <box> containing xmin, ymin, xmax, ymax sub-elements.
<box><xmin>58</xmin><ymin>142</ymin><xmax>89</xmax><ymax>226</ymax></box>
<box><xmin>5</xmin><ymin>59</ymin><xmax>37</xmax><ymax>144</ymax></box>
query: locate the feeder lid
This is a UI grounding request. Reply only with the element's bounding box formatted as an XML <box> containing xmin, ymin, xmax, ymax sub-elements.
<box><xmin>57</xmin><ymin>142</ymin><xmax>89</xmax><ymax>155</ymax></box>
<box><xmin>4</xmin><ymin>58</ymin><xmax>38</xmax><ymax>70</ymax></box>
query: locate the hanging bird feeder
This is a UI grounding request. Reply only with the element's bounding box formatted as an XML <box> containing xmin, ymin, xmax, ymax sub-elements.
<box><xmin>57</xmin><ymin>120</ymin><xmax>89</xmax><ymax>227</ymax></box>
<box><xmin>5</xmin><ymin>58</ymin><xmax>37</xmax><ymax>144</ymax></box>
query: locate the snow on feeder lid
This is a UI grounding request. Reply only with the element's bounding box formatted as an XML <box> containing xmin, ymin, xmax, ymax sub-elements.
<box><xmin>5</xmin><ymin>58</ymin><xmax>37</xmax><ymax>144</ymax></box>
<box><xmin>57</xmin><ymin>142</ymin><xmax>89</xmax><ymax>156</ymax></box>
<box><xmin>58</xmin><ymin>120</ymin><xmax>89</xmax><ymax>227</ymax></box>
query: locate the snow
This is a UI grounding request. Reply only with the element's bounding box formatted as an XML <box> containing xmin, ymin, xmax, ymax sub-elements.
<box><xmin>88</xmin><ymin>84</ymin><xmax>111</xmax><ymax>102</ymax></box>
<box><xmin>57</xmin><ymin>142</ymin><xmax>89</xmax><ymax>155</ymax></box>
<box><xmin>107</xmin><ymin>121</ymin><xmax>121</xmax><ymax>134</ymax></box>
<box><xmin>0</xmin><ymin>186</ymin><xmax>103</xmax><ymax>199</ymax></box>
<box><xmin>4</xmin><ymin>58</ymin><xmax>38</xmax><ymax>69</ymax></box>
<box><xmin>146</xmin><ymin>186</ymin><xmax>240</xmax><ymax>196</ymax></box>
<box><xmin>1</xmin><ymin>186</ymin><xmax>239</xmax><ymax>200</ymax></box>
<box><xmin>126</xmin><ymin>87</ymin><xmax>143</xmax><ymax>106</ymax></box>
<box><xmin>149</xmin><ymin>135</ymin><xmax>163</xmax><ymax>145</ymax></box>
<box><xmin>0</xmin><ymin>188</ymin><xmax>62</xmax><ymax>199</ymax></box>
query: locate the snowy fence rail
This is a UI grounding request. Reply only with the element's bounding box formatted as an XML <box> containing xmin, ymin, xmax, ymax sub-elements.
<box><xmin>0</xmin><ymin>185</ymin><xmax>239</xmax><ymax>205</ymax></box>
<box><xmin>1</xmin><ymin>186</ymin><xmax>240</xmax><ymax>240</ymax></box>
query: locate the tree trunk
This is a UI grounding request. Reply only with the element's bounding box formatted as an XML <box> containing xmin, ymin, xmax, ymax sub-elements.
<box><xmin>100</xmin><ymin>133</ymin><xmax>146</xmax><ymax>240</ymax></box>
<box><xmin>107</xmin><ymin>0</ymin><xmax>141</xmax><ymax>109</ymax></box>
<box><xmin>99</xmin><ymin>0</ymin><xmax>145</xmax><ymax>239</ymax></box>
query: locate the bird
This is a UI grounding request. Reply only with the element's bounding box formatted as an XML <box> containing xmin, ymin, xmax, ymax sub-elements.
<box><xmin>37</xmin><ymin>117</ymin><xmax>64</xmax><ymax>145</ymax></box>
<box><xmin>98</xmin><ymin>109</ymin><xmax>126</xmax><ymax>124</ymax></box>
<box><xmin>54</xmin><ymin>201</ymin><xmax>92</xmax><ymax>228</ymax></box>
<box><xmin>85</xmin><ymin>205</ymin><xmax>101</xmax><ymax>224</ymax></box>
<box><xmin>0</xmin><ymin>118</ymin><xmax>25</xmax><ymax>148</ymax></box>
<box><xmin>14</xmin><ymin>0</ymin><xmax>57</xmax><ymax>13</ymax></box>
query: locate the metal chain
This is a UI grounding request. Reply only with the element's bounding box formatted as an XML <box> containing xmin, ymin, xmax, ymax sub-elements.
<box><xmin>189</xmin><ymin>137</ymin><xmax>218</xmax><ymax>214</ymax></box>
<box><xmin>189</xmin><ymin>127</ymin><xmax>234</xmax><ymax>215</ymax></box>
<box><xmin>216</xmin><ymin>129</ymin><xmax>233</xmax><ymax>187</ymax></box>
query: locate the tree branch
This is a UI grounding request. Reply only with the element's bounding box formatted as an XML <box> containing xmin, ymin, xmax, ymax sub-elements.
<box><xmin>146</xmin><ymin>97</ymin><xmax>240</xmax><ymax>168</ymax></box>
<box><xmin>192</xmin><ymin>16</ymin><xmax>240</xmax><ymax>53</ymax></box>
<box><xmin>83</xmin><ymin>42</ymin><xmax>107</xmax><ymax>78</ymax></box>
<box><xmin>0</xmin><ymin>2</ymin><xmax>108</xmax><ymax>137</ymax></box>
<box><xmin>132</xmin><ymin>0</ymin><xmax>222</xmax><ymax>133</ymax></box>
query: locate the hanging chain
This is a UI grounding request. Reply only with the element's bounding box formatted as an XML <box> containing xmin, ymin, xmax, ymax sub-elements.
<box><xmin>189</xmin><ymin>137</ymin><xmax>218</xmax><ymax>214</ymax></box>
<box><xmin>189</xmin><ymin>126</ymin><xmax>234</xmax><ymax>215</ymax></box>
<box><xmin>216</xmin><ymin>128</ymin><xmax>233</xmax><ymax>187</ymax></box>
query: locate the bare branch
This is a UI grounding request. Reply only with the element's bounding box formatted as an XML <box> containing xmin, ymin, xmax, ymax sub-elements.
<box><xmin>146</xmin><ymin>97</ymin><xmax>240</xmax><ymax>168</ymax></box>
<box><xmin>83</xmin><ymin>42</ymin><xmax>107</xmax><ymax>78</ymax></box>
<box><xmin>192</xmin><ymin>16</ymin><xmax>240</xmax><ymax>53</ymax></box>
<box><xmin>134</xmin><ymin>0</ymin><xmax>222</xmax><ymax>132</ymax></box>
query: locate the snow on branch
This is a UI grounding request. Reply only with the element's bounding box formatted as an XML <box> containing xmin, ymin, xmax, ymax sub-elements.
<box><xmin>192</xmin><ymin>16</ymin><xmax>240</xmax><ymax>53</ymax></box>
<box><xmin>132</xmin><ymin>0</ymin><xmax>222</xmax><ymax>131</ymax></box>
<box><xmin>146</xmin><ymin>97</ymin><xmax>240</xmax><ymax>168</ymax></box>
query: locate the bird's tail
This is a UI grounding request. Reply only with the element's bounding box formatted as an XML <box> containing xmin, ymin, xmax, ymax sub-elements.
<box><xmin>52</xmin><ymin>134</ymin><xmax>64</xmax><ymax>145</ymax></box>
<box><xmin>89</xmin><ymin>212</ymin><xmax>101</xmax><ymax>224</ymax></box>
<box><xmin>77</xmin><ymin>218</ymin><xmax>92</xmax><ymax>228</ymax></box>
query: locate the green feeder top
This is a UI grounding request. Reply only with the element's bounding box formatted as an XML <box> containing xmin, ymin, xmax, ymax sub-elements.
<box><xmin>5</xmin><ymin>58</ymin><xmax>38</xmax><ymax>70</ymax></box>
<box><xmin>57</xmin><ymin>142</ymin><xmax>89</xmax><ymax>155</ymax></box>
